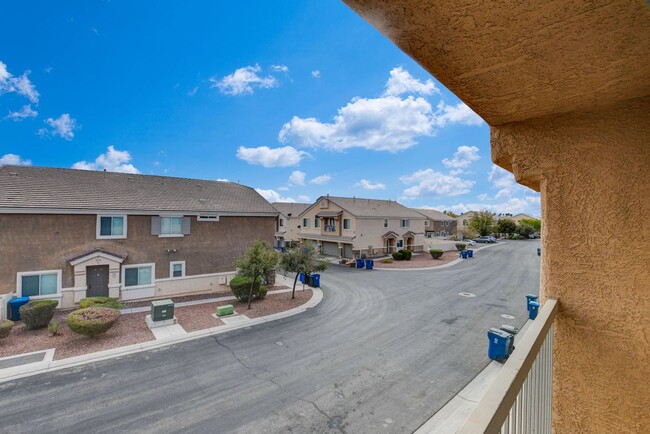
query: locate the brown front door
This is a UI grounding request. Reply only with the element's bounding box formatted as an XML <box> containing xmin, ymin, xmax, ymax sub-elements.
<box><xmin>87</xmin><ymin>265</ymin><xmax>109</xmax><ymax>297</ymax></box>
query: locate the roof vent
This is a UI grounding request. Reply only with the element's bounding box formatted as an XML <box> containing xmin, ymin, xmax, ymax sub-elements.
<box><xmin>9</xmin><ymin>172</ymin><xmax>18</xmax><ymax>176</ymax></box>
<box><xmin>199</xmin><ymin>198</ymin><xmax>207</xmax><ymax>203</ymax></box>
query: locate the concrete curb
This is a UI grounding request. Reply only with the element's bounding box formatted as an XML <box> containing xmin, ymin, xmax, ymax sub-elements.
<box><xmin>374</xmin><ymin>243</ymin><xmax>503</xmax><ymax>272</ymax></box>
<box><xmin>0</xmin><ymin>287</ymin><xmax>323</xmax><ymax>384</ymax></box>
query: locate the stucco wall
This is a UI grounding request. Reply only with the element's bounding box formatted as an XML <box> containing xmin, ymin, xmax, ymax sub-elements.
<box><xmin>0</xmin><ymin>214</ymin><xmax>275</xmax><ymax>295</ymax></box>
<box><xmin>492</xmin><ymin>96</ymin><xmax>650</xmax><ymax>433</ymax></box>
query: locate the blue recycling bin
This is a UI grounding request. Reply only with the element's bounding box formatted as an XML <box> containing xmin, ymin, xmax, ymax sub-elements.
<box><xmin>467</xmin><ymin>249</ymin><xmax>474</xmax><ymax>258</ymax></box>
<box><xmin>537</xmin><ymin>247</ymin><xmax>541</xmax><ymax>256</ymax></box>
<box><xmin>299</xmin><ymin>272</ymin><xmax>305</xmax><ymax>283</ymax></box>
<box><xmin>310</xmin><ymin>274</ymin><xmax>320</xmax><ymax>288</ymax></box>
<box><xmin>526</xmin><ymin>294</ymin><xmax>539</xmax><ymax>311</ymax></box>
<box><xmin>356</xmin><ymin>259</ymin><xmax>365</xmax><ymax>268</ymax></box>
<box><xmin>487</xmin><ymin>327</ymin><xmax>513</xmax><ymax>363</ymax></box>
<box><xmin>365</xmin><ymin>259</ymin><xmax>374</xmax><ymax>270</ymax></box>
<box><xmin>460</xmin><ymin>250</ymin><xmax>468</xmax><ymax>259</ymax></box>
<box><xmin>528</xmin><ymin>301</ymin><xmax>540</xmax><ymax>320</ymax></box>
<box><xmin>8</xmin><ymin>296</ymin><xmax>29</xmax><ymax>321</ymax></box>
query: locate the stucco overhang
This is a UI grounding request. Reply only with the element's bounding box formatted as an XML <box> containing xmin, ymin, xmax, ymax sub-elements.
<box><xmin>69</xmin><ymin>248</ymin><xmax>127</xmax><ymax>266</ymax></box>
<box><xmin>382</xmin><ymin>231</ymin><xmax>399</xmax><ymax>239</ymax></box>
<box><xmin>342</xmin><ymin>0</ymin><xmax>650</xmax><ymax>126</ymax></box>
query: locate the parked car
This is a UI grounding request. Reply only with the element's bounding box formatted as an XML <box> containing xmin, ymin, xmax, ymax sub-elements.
<box><xmin>463</xmin><ymin>239</ymin><xmax>477</xmax><ymax>246</ymax></box>
<box><xmin>474</xmin><ymin>236</ymin><xmax>495</xmax><ymax>243</ymax></box>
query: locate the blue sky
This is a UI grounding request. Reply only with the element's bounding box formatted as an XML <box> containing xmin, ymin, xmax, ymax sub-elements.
<box><xmin>0</xmin><ymin>0</ymin><xmax>540</xmax><ymax>216</ymax></box>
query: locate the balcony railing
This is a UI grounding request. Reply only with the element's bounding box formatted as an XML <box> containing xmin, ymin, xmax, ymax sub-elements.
<box><xmin>459</xmin><ymin>298</ymin><xmax>558</xmax><ymax>434</ymax></box>
<box><xmin>323</xmin><ymin>225</ymin><xmax>336</xmax><ymax>232</ymax></box>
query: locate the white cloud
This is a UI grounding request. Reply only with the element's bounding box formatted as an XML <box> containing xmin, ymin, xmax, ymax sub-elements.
<box><xmin>297</xmin><ymin>195</ymin><xmax>311</xmax><ymax>202</ymax></box>
<box><xmin>400</xmin><ymin>169</ymin><xmax>475</xmax><ymax>198</ymax></box>
<box><xmin>383</xmin><ymin>66</ymin><xmax>438</xmax><ymax>97</ymax></box>
<box><xmin>0</xmin><ymin>61</ymin><xmax>39</xmax><ymax>104</ymax></box>
<box><xmin>288</xmin><ymin>170</ymin><xmax>306</xmax><ymax>186</ymax></box>
<box><xmin>187</xmin><ymin>86</ymin><xmax>198</xmax><ymax>96</ymax></box>
<box><xmin>72</xmin><ymin>145</ymin><xmax>140</xmax><ymax>174</ymax></box>
<box><xmin>216</xmin><ymin>178</ymin><xmax>229</xmax><ymax>182</ymax></box>
<box><xmin>356</xmin><ymin>179</ymin><xmax>386</xmax><ymax>190</ymax></box>
<box><xmin>488</xmin><ymin>164</ymin><xmax>516</xmax><ymax>189</ymax></box>
<box><xmin>442</xmin><ymin>145</ymin><xmax>480</xmax><ymax>169</ymax></box>
<box><xmin>0</xmin><ymin>153</ymin><xmax>32</xmax><ymax>166</ymax></box>
<box><xmin>271</xmin><ymin>65</ymin><xmax>289</xmax><ymax>73</ymax></box>
<box><xmin>433</xmin><ymin>101</ymin><xmax>483</xmax><ymax>127</ymax></box>
<box><xmin>4</xmin><ymin>104</ymin><xmax>37</xmax><ymax>121</ymax></box>
<box><xmin>210</xmin><ymin>65</ymin><xmax>278</xmax><ymax>95</ymax></box>
<box><xmin>40</xmin><ymin>114</ymin><xmax>78</xmax><ymax>140</ymax></box>
<box><xmin>255</xmin><ymin>188</ymin><xmax>295</xmax><ymax>203</ymax></box>
<box><xmin>311</xmin><ymin>70</ymin><xmax>321</xmax><ymax>78</ymax></box>
<box><xmin>310</xmin><ymin>174</ymin><xmax>331</xmax><ymax>185</ymax></box>
<box><xmin>236</xmin><ymin>145</ymin><xmax>308</xmax><ymax>168</ymax></box>
<box><xmin>280</xmin><ymin>95</ymin><xmax>434</xmax><ymax>152</ymax></box>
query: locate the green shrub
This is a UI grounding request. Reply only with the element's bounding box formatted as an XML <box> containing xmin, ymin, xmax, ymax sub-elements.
<box><xmin>48</xmin><ymin>320</ymin><xmax>63</xmax><ymax>336</ymax></box>
<box><xmin>0</xmin><ymin>319</ymin><xmax>14</xmax><ymax>340</ymax></box>
<box><xmin>258</xmin><ymin>286</ymin><xmax>268</xmax><ymax>300</ymax></box>
<box><xmin>392</xmin><ymin>251</ymin><xmax>404</xmax><ymax>261</ymax></box>
<box><xmin>67</xmin><ymin>307</ymin><xmax>120</xmax><ymax>337</ymax></box>
<box><xmin>455</xmin><ymin>243</ymin><xmax>467</xmax><ymax>251</ymax></box>
<box><xmin>429</xmin><ymin>249</ymin><xmax>444</xmax><ymax>259</ymax></box>
<box><xmin>19</xmin><ymin>300</ymin><xmax>58</xmax><ymax>330</ymax></box>
<box><xmin>229</xmin><ymin>275</ymin><xmax>262</xmax><ymax>302</ymax></box>
<box><xmin>381</xmin><ymin>258</ymin><xmax>394</xmax><ymax>264</ymax></box>
<box><xmin>79</xmin><ymin>297</ymin><xmax>123</xmax><ymax>309</ymax></box>
<box><xmin>400</xmin><ymin>249</ymin><xmax>412</xmax><ymax>261</ymax></box>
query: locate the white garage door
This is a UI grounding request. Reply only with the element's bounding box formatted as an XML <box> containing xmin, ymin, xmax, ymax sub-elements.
<box><xmin>343</xmin><ymin>244</ymin><xmax>353</xmax><ymax>258</ymax></box>
<box><xmin>321</xmin><ymin>241</ymin><xmax>339</xmax><ymax>257</ymax></box>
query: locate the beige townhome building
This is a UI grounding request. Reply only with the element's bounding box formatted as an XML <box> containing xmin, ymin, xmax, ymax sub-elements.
<box><xmin>413</xmin><ymin>208</ymin><xmax>457</xmax><ymax>239</ymax></box>
<box><xmin>455</xmin><ymin>210</ymin><xmax>477</xmax><ymax>239</ymax></box>
<box><xmin>271</xmin><ymin>202</ymin><xmax>310</xmax><ymax>249</ymax></box>
<box><xmin>297</xmin><ymin>195</ymin><xmax>426</xmax><ymax>258</ymax></box>
<box><xmin>0</xmin><ymin>165</ymin><xmax>277</xmax><ymax>314</ymax></box>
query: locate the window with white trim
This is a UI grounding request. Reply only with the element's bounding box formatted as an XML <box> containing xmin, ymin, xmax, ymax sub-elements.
<box><xmin>400</xmin><ymin>219</ymin><xmax>410</xmax><ymax>228</ymax></box>
<box><xmin>161</xmin><ymin>217</ymin><xmax>183</xmax><ymax>235</ymax></box>
<box><xmin>314</xmin><ymin>218</ymin><xmax>320</xmax><ymax>228</ymax></box>
<box><xmin>383</xmin><ymin>218</ymin><xmax>388</xmax><ymax>228</ymax></box>
<box><xmin>18</xmin><ymin>270</ymin><xmax>61</xmax><ymax>297</ymax></box>
<box><xmin>279</xmin><ymin>218</ymin><xmax>284</xmax><ymax>227</ymax></box>
<box><xmin>97</xmin><ymin>215</ymin><xmax>126</xmax><ymax>239</ymax></box>
<box><xmin>343</xmin><ymin>218</ymin><xmax>351</xmax><ymax>230</ymax></box>
<box><xmin>123</xmin><ymin>264</ymin><xmax>154</xmax><ymax>287</ymax></box>
<box><xmin>170</xmin><ymin>261</ymin><xmax>185</xmax><ymax>278</ymax></box>
<box><xmin>396</xmin><ymin>240</ymin><xmax>404</xmax><ymax>248</ymax></box>
<box><xmin>424</xmin><ymin>220</ymin><xmax>430</xmax><ymax>227</ymax></box>
<box><xmin>302</xmin><ymin>218</ymin><xmax>310</xmax><ymax>228</ymax></box>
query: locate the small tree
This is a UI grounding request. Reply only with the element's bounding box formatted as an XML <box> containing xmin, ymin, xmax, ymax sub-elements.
<box><xmin>278</xmin><ymin>244</ymin><xmax>328</xmax><ymax>299</ymax></box>
<box><xmin>497</xmin><ymin>218</ymin><xmax>517</xmax><ymax>236</ymax></box>
<box><xmin>235</xmin><ymin>240</ymin><xmax>279</xmax><ymax>309</ymax></box>
<box><xmin>517</xmin><ymin>222</ymin><xmax>536</xmax><ymax>237</ymax></box>
<box><xmin>519</xmin><ymin>218</ymin><xmax>541</xmax><ymax>232</ymax></box>
<box><xmin>469</xmin><ymin>210</ymin><xmax>495</xmax><ymax>236</ymax></box>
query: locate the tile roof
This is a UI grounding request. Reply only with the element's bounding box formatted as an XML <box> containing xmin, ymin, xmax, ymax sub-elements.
<box><xmin>413</xmin><ymin>208</ymin><xmax>456</xmax><ymax>221</ymax></box>
<box><xmin>313</xmin><ymin>196</ymin><xmax>425</xmax><ymax>219</ymax></box>
<box><xmin>271</xmin><ymin>202</ymin><xmax>311</xmax><ymax>217</ymax></box>
<box><xmin>0</xmin><ymin>165</ymin><xmax>278</xmax><ymax>215</ymax></box>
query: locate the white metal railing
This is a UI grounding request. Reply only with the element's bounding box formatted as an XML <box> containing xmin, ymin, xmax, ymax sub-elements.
<box><xmin>459</xmin><ymin>298</ymin><xmax>558</xmax><ymax>434</ymax></box>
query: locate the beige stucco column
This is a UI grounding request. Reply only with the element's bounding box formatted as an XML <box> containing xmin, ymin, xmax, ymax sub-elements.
<box><xmin>492</xmin><ymin>96</ymin><xmax>650</xmax><ymax>433</ymax></box>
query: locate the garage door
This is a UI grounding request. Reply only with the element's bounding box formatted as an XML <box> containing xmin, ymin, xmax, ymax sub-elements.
<box><xmin>342</xmin><ymin>244</ymin><xmax>353</xmax><ymax>258</ymax></box>
<box><xmin>321</xmin><ymin>241</ymin><xmax>339</xmax><ymax>257</ymax></box>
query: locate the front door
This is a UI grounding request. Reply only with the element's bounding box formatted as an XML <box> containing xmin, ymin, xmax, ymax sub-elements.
<box><xmin>87</xmin><ymin>265</ymin><xmax>109</xmax><ymax>297</ymax></box>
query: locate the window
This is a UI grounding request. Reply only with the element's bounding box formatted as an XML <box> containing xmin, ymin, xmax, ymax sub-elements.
<box><xmin>343</xmin><ymin>219</ymin><xmax>351</xmax><ymax>230</ymax></box>
<box><xmin>302</xmin><ymin>218</ymin><xmax>310</xmax><ymax>228</ymax></box>
<box><xmin>197</xmin><ymin>215</ymin><xmax>219</xmax><ymax>222</ymax></box>
<box><xmin>97</xmin><ymin>215</ymin><xmax>126</xmax><ymax>239</ymax></box>
<box><xmin>400</xmin><ymin>219</ymin><xmax>410</xmax><ymax>228</ymax></box>
<box><xmin>314</xmin><ymin>218</ymin><xmax>320</xmax><ymax>228</ymax></box>
<box><xmin>279</xmin><ymin>218</ymin><xmax>284</xmax><ymax>227</ymax></box>
<box><xmin>18</xmin><ymin>270</ymin><xmax>60</xmax><ymax>297</ymax></box>
<box><xmin>161</xmin><ymin>217</ymin><xmax>183</xmax><ymax>236</ymax></box>
<box><xmin>383</xmin><ymin>218</ymin><xmax>388</xmax><ymax>228</ymax></box>
<box><xmin>425</xmin><ymin>220</ymin><xmax>430</xmax><ymax>227</ymax></box>
<box><xmin>123</xmin><ymin>264</ymin><xmax>154</xmax><ymax>287</ymax></box>
<box><xmin>396</xmin><ymin>240</ymin><xmax>404</xmax><ymax>248</ymax></box>
<box><xmin>170</xmin><ymin>261</ymin><xmax>185</xmax><ymax>278</ymax></box>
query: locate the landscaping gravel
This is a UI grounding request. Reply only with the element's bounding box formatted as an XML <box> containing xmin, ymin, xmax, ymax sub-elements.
<box><xmin>374</xmin><ymin>250</ymin><xmax>460</xmax><ymax>269</ymax></box>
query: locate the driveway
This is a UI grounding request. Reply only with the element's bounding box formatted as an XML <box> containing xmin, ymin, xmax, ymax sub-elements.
<box><xmin>0</xmin><ymin>240</ymin><xmax>540</xmax><ymax>433</ymax></box>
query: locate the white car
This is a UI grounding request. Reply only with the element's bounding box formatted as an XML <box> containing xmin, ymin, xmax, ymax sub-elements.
<box><xmin>463</xmin><ymin>239</ymin><xmax>477</xmax><ymax>246</ymax></box>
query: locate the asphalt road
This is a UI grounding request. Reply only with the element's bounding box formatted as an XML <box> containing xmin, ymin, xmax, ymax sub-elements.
<box><xmin>0</xmin><ymin>240</ymin><xmax>540</xmax><ymax>434</ymax></box>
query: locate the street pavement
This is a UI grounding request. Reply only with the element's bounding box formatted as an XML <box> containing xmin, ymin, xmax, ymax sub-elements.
<box><xmin>0</xmin><ymin>240</ymin><xmax>540</xmax><ymax>433</ymax></box>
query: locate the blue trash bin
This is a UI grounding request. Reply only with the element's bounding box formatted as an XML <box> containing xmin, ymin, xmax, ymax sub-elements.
<box><xmin>526</xmin><ymin>294</ymin><xmax>539</xmax><ymax>311</ymax></box>
<box><xmin>528</xmin><ymin>301</ymin><xmax>540</xmax><ymax>320</ymax></box>
<box><xmin>365</xmin><ymin>259</ymin><xmax>374</xmax><ymax>270</ymax></box>
<box><xmin>299</xmin><ymin>272</ymin><xmax>305</xmax><ymax>283</ymax></box>
<box><xmin>467</xmin><ymin>249</ymin><xmax>474</xmax><ymax>258</ymax></box>
<box><xmin>8</xmin><ymin>296</ymin><xmax>29</xmax><ymax>321</ymax></box>
<box><xmin>487</xmin><ymin>328</ymin><xmax>513</xmax><ymax>363</ymax></box>
<box><xmin>310</xmin><ymin>274</ymin><xmax>320</xmax><ymax>288</ymax></box>
<box><xmin>460</xmin><ymin>250</ymin><xmax>468</xmax><ymax>259</ymax></box>
<box><xmin>356</xmin><ymin>259</ymin><xmax>365</xmax><ymax>268</ymax></box>
<box><xmin>537</xmin><ymin>247</ymin><xmax>541</xmax><ymax>256</ymax></box>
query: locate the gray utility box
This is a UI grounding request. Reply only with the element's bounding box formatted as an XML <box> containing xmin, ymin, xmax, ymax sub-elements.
<box><xmin>151</xmin><ymin>299</ymin><xmax>174</xmax><ymax>322</ymax></box>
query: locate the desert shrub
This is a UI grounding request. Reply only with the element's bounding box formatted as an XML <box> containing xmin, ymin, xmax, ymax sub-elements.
<box><xmin>455</xmin><ymin>243</ymin><xmax>467</xmax><ymax>251</ymax></box>
<box><xmin>392</xmin><ymin>251</ymin><xmax>404</xmax><ymax>261</ymax></box>
<box><xmin>79</xmin><ymin>297</ymin><xmax>123</xmax><ymax>309</ymax></box>
<box><xmin>429</xmin><ymin>249</ymin><xmax>444</xmax><ymax>259</ymax></box>
<box><xmin>67</xmin><ymin>307</ymin><xmax>120</xmax><ymax>337</ymax></box>
<box><xmin>229</xmin><ymin>275</ymin><xmax>262</xmax><ymax>302</ymax></box>
<box><xmin>20</xmin><ymin>300</ymin><xmax>59</xmax><ymax>330</ymax></box>
<box><xmin>381</xmin><ymin>258</ymin><xmax>394</xmax><ymax>264</ymax></box>
<box><xmin>0</xmin><ymin>319</ymin><xmax>14</xmax><ymax>340</ymax></box>
<box><xmin>48</xmin><ymin>320</ymin><xmax>63</xmax><ymax>336</ymax></box>
<box><xmin>400</xmin><ymin>249</ymin><xmax>412</xmax><ymax>261</ymax></box>
<box><xmin>258</xmin><ymin>286</ymin><xmax>268</xmax><ymax>300</ymax></box>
